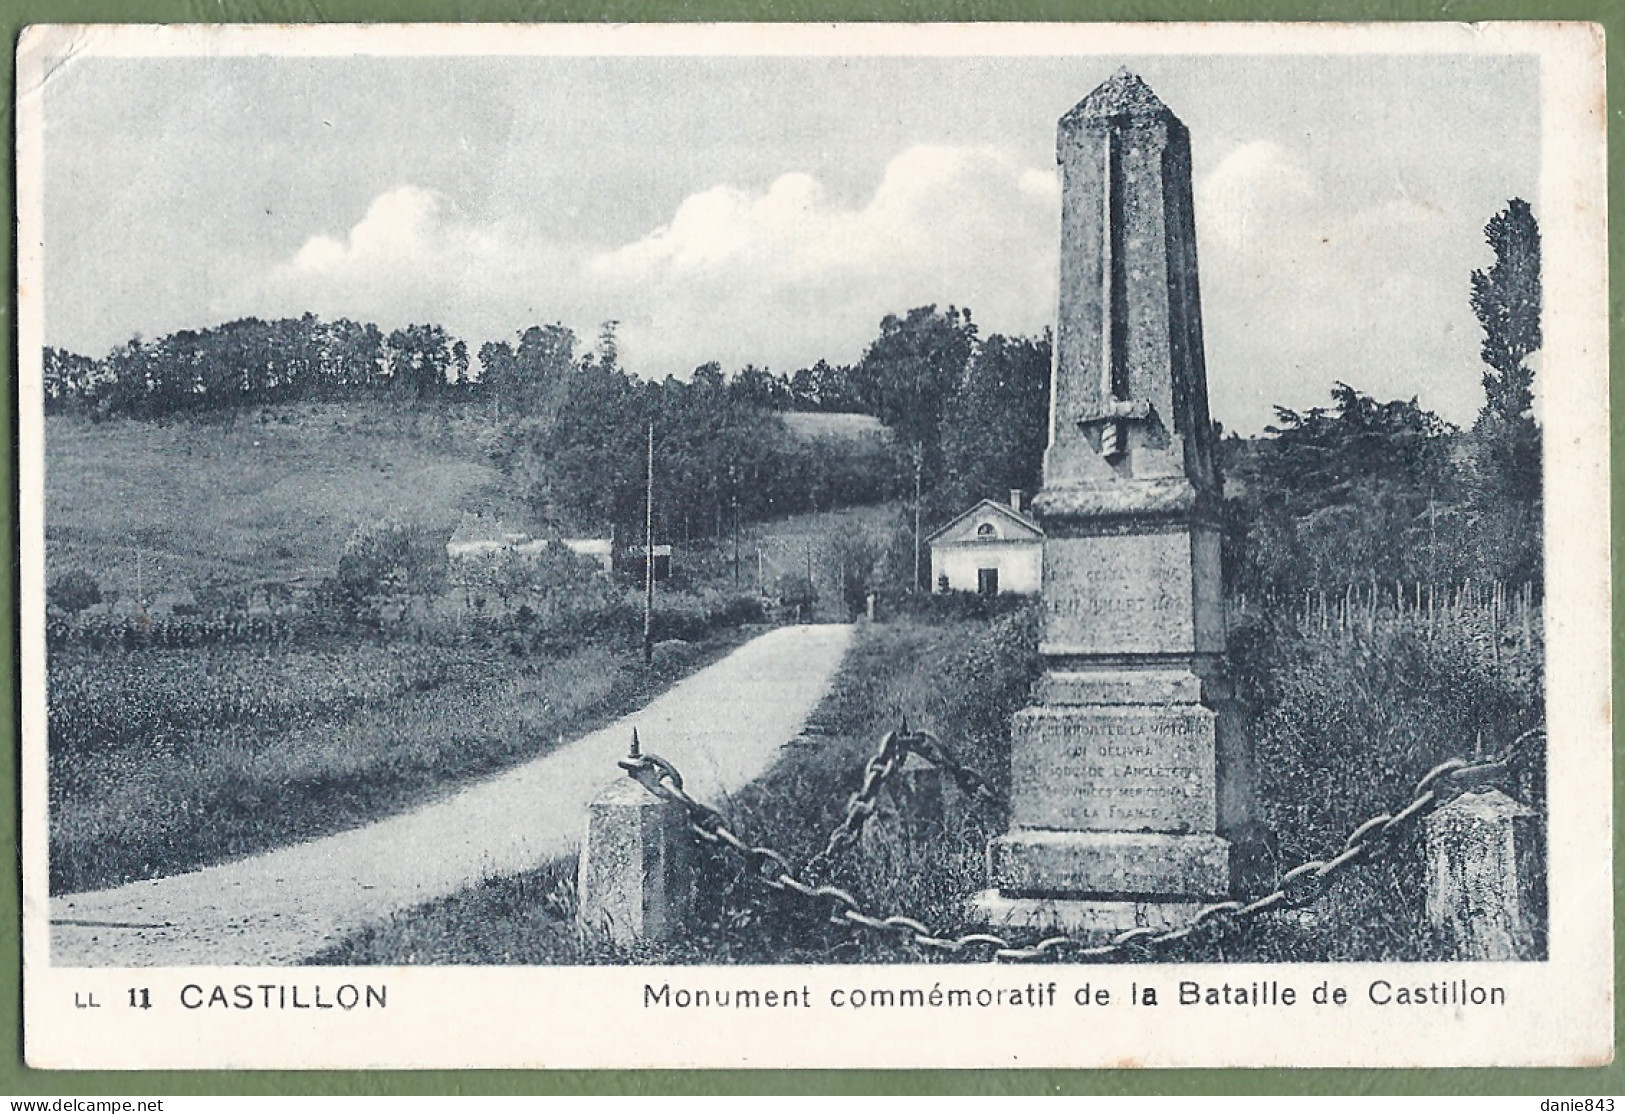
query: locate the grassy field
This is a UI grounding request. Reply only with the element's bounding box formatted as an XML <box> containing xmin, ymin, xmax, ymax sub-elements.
<box><xmin>49</xmin><ymin>630</ymin><xmax>748</xmax><ymax>894</ymax></box>
<box><xmin>46</xmin><ymin>402</ymin><xmax>908</xmax><ymax>619</ymax></box>
<box><xmin>45</xmin><ymin>393</ymin><xmax>1544</xmax><ymax>963</ymax></box>
<box><xmin>317</xmin><ymin>602</ymin><xmax>1545</xmax><ymax>967</ymax></box>
<box><xmin>778</xmin><ymin>412</ymin><xmax>888</xmax><ymax>442</ymax></box>
<box><xmin>45</xmin><ymin>404</ymin><xmax>508</xmax><ymax>602</ymax></box>
<box><xmin>44</xmin><ymin>398</ymin><xmax>888</xmax><ymax>899</ymax></box>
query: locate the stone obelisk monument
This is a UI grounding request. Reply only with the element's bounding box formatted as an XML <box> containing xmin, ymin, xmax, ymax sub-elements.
<box><xmin>977</xmin><ymin>70</ymin><xmax>1260</xmax><ymax>934</ymax></box>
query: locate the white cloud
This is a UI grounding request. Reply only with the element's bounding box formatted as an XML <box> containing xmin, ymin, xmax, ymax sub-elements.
<box><xmin>1198</xmin><ymin>140</ymin><xmax>1317</xmax><ymax>255</ymax></box>
<box><xmin>219</xmin><ymin>185</ymin><xmax>581</xmax><ymax>345</ymax></box>
<box><xmin>292</xmin><ymin>186</ymin><xmax>462</xmax><ymax>272</ymax></box>
<box><xmin>225</xmin><ymin>142</ymin><xmax>1482</xmax><ymax>436</ymax></box>
<box><xmin>591</xmin><ymin>145</ymin><xmax>1060</xmax><ymax>372</ymax></box>
<box><xmin>223</xmin><ymin>148</ymin><xmax>1061</xmax><ymax>377</ymax></box>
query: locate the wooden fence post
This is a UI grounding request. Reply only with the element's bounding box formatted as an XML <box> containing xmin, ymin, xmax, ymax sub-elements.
<box><xmin>1423</xmin><ymin>789</ymin><xmax>1544</xmax><ymax>960</ymax></box>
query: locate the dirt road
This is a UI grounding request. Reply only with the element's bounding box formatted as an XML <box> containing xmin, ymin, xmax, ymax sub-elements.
<box><xmin>50</xmin><ymin>623</ymin><xmax>853</xmax><ymax>966</ymax></box>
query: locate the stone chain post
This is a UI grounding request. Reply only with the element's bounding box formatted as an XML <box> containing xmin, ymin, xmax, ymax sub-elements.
<box><xmin>1423</xmin><ymin>788</ymin><xmax>1544</xmax><ymax>960</ymax></box>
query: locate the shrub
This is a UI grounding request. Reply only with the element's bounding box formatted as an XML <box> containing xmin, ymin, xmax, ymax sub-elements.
<box><xmin>883</xmin><ymin>587</ymin><xmax>1034</xmax><ymax>624</ymax></box>
<box><xmin>47</xmin><ymin>568</ymin><xmax>101</xmax><ymax>616</ymax></box>
<box><xmin>46</xmin><ymin>609</ymin><xmax>297</xmax><ymax>651</ymax></box>
<box><xmin>190</xmin><ymin>573</ymin><xmax>251</xmax><ymax>619</ymax></box>
<box><xmin>519</xmin><ymin>585</ymin><xmax>764</xmax><ymax>656</ymax></box>
<box><xmin>711</xmin><ymin>593</ymin><xmax>767</xmax><ymax>628</ymax></box>
<box><xmin>649</xmin><ymin>593</ymin><xmax>711</xmax><ymax>643</ymax></box>
<box><xmin>1238</xmin><ymin>614</ymin><xmax>1542</xmax><ymax>863</ymax></box>
<box><xmin>771</xmin><ymin>571</ymin><xmax>816</xmax><ymax>612</ymax></box>
<box><xmin>336</xmin><ymin>518</ymin><xmax>449</xmax><ymax>628</ymax></box>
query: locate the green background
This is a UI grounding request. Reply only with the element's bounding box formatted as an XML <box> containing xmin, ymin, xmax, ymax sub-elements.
<box><xmin>3</xmin><ymin>0</ymin><xmax>1620</xmax><ymax>1097</ymax></box>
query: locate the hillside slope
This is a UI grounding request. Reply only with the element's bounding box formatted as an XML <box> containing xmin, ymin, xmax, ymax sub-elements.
<box><xmin>44</xmin><ymin>402</ymin><xmax>506</xmax><ymax>601</ymax></box>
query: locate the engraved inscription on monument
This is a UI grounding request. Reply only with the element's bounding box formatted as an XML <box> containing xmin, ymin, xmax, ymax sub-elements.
<box><xmin>1042</xmin><ymin>531</ymin><xmax>1196</xmax><ymax>655</ymax></box>
<box><xmin>1010</xmin><ymin>707</ymin><xmax>1216</xmax><ymax>833</ymax></box>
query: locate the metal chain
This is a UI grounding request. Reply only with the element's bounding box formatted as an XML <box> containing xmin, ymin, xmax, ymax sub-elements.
<box><xmin>902</xmin><ymin>726</ymin><xmax>1004</xmax><ymax>808</ymax></box>
<box><xmin>802</xmin><ymin>729</ymin><xmax>913</xmax><ymax>875</ymax></box>
<box><xmin>802</xmin><ymin>720</ymin><xmax>1002</xmax><ymax>877</ymax></box>
<box><xmin>619</xmin><ymin>724</ymin><xmax>1544</xmax><ymax>963</ymax></box>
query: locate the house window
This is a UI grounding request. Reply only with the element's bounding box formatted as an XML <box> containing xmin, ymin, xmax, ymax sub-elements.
<box><xmin>976</xmin><ymin>522</ymin><xmax>997</xmax><ymax>539</ymax></box>
<box><xmin>978</xmin><ymin>567</ymin><xmax>999</xmax><ymax>597</ymax></box>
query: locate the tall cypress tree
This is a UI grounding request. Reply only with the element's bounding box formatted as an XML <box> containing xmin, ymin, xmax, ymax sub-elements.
<box><xmin>1467</xmin><ymin>198</ymin><xmax>1543</xmax><ymax>584</ymax></box>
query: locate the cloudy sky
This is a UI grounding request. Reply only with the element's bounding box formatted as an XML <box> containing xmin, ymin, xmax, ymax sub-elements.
<box><xmin>40</xmin><ymin>47</ymin><xmax>1538</xmax><ymax>433</ymax></box>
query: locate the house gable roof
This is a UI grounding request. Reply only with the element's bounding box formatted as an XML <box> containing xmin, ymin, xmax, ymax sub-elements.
<box><xmin>926</xmin><ymin>499</ymin><xmax>1045</xmax><ymax>546</ymax></box>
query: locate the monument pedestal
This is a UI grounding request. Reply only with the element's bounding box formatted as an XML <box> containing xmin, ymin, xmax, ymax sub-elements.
<box><xmin>975</xmin><ymin>668</ymin><xmax>1246</xmax><ymax>939</ymax></box>
<box><xmin>989</xmin><ymin>831</ymin><xmax>1232</xmax><ymax>897</ymax></box>
<box><xmin>978</xmin><ymin>834</ymin><xmax>1229</xmax><ymax>936</ymax></box>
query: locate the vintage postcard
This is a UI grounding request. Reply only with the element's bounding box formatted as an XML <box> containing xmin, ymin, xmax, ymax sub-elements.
<box><xmin>17</xmin><ymin>21</ymin><xmax>1611</xmax><ymax>1070</ymax></box>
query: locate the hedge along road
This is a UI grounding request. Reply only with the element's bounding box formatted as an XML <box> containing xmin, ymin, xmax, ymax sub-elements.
<box><xmin>50</xmin><ymin>623</ymin><xmax>855</xmax><ymax>967</ymax></box>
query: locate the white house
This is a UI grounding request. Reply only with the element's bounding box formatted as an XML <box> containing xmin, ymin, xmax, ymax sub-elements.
<box><xmin>927</xmin><ymin>492</ymin><xmax>1044</xmax><ymax>597</ymax></box>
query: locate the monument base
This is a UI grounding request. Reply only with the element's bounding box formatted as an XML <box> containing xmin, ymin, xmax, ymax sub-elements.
<box><xmin>977</xmin><ymin>830</ymin><xmax>1232</xmax><ymax>939</ymax></box>
<box><xmin>988</xmin><ymin>830</ymin><xmax>1232</xmax><ymax>896</ymax></box>
<box><xmin>969</xmin><ymin>890</ymin><xmax>1207</xmax><ymax>939</ymax></box>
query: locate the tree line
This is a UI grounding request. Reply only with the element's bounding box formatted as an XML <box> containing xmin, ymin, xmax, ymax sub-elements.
<box><xmin>486</xmin><ymin>312</ymin><xmax>1049</xmax><ymax>551</ymax></box>
<box><xmin>1223</xmin><ymin>199</ymin><xmax>1543</xmax><ymax>594</ymax></box>
<box><xmin>44</xmin><ymin>198</ymin><xmax>1541</xmax><ymax>596</ymax></box>
<box><xmin>43</xmin><ymin>304</ymin><xmax>1051</xmax><ymax>558</ymax></box>
<box><xmin>44</xmin><ymin>316</ymin><xmax>471</xmax><ymax>418</ymax></box>
<box><xmin>490</xmin><ymin>325</ymin><xmax>909</xmax><ymax>544</ymax></box>
<box><xmin>45</xmin><ymin>316</ymin><xmax>899</xmax><ymax>422</ymax></box>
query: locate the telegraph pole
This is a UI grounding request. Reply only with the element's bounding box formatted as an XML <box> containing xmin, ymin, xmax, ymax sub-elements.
<box><xmin>729</xmin><ymin>465</ymin><xmax>740</xmax><ymax>588</ymax></box>
<box><xmin>643</xmin><ymin>420</ymin><xmax>655</xmax><ymax>665</ymax></box>
<box><xmin>912</xmin><ymin>443</ymin><xmax>923</xmax><ymax>590</ymax></box>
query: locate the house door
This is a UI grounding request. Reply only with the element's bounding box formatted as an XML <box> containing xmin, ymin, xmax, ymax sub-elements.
<box><xmin>977</xmin><ymin>567</ymin><xmax>999</xmax><ymax>597</ymax></box>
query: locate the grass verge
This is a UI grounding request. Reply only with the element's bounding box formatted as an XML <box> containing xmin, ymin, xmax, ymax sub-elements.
<box><xmin>314</xmin><ymin>610</ymin><xmax>1041</xmax><ymax>965</ymax></box>
<box><xmin>315</xmin><ymin>606</ymin><xmax>1544</xmax><ymax>966</ymax></box>
<box><xmin>50</xmin><ymin>628</ymin><xmax>751</xmax><ymax>894</ymax></box>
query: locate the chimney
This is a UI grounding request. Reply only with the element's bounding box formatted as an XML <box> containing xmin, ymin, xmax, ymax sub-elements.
<box><xmin>1010</xmin><ymin>489</ymin><xmax>1024</xmax><ymax>514</ymax></box>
